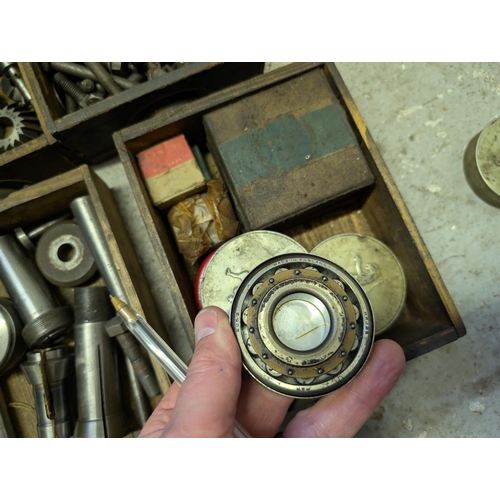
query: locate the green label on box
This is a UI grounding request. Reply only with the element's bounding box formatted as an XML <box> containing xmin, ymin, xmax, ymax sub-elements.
<box><xmin>217</xmin><ymin>104</ymin><xmax>357</xmax><ymax>187</ymax></box>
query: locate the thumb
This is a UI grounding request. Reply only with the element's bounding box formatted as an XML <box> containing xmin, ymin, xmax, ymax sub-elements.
<box><xmin>161</xmin><ymin>306</ymin><xmax>242</xmax><ymax>437</ymax></box>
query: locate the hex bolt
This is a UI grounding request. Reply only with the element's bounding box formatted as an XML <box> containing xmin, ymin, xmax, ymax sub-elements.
<box><xmin>53</xmin><ymin>72</ymin><xmax>101</xmax><ymax>108</ymax></box>
<box><xmin>78</xmin><ymin>79</ymin><xmax>95</xmax><ymax>93</ymax></box>
<box><xmin>73</xmin><ymin>287</ymin><xmax>129</xmax><ymax>438</ymax></box>
<box><xmin>84</xmin><ymin>62</ymin><xmax>122</xmax><ymax>96</ymax></box>
<box><xmin>0</xmin><ymin>235</ymin><xmax>73</xmax><ymax>349</ymax></box>
<box><xmin>50</xmin><ymin>62</ymin><xmax>135</xmax><ymax>90</ymax></box>
<box><xmin>21</xmin><ymin>346</ymin><xmax>74</xmax><ymax>438</ymax></box>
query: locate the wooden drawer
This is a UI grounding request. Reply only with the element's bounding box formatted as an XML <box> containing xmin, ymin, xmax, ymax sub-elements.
<box><xmin>0</xmin><ymin>165</ymin><xmax>169</xmax><ymax>437</ymax></box>
<box><xmin>113</xmin><ymin>62</ymin><xmax>466</xmax><ymax>359</ymax></box>
<box><xmin>24</xmin><ymin>63</ymin><xmax>264</xmax><ymax>165</ymax></box>
<box><xmin>0</xmin><ymin>64</ymin><xmax>74</xmax><ymax>182</ymax></box>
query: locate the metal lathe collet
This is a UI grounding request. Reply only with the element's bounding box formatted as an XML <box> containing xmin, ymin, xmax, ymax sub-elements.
<box><xmin>73</xmin><ymin>286</ymin><xmax>129</xmax><ymax>438</ymax></box>
<box><xmin>21</xmin><ymin>346</ymin><xmax>74</xmax><ymax>438</ymax></box>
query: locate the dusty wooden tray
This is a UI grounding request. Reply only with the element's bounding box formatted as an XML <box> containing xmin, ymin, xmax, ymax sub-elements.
<box><xmin>0</xmin><ymin>165</ymin><xmax>169</xmax><ymax>437</ymax></box>
<box><xmin>113</xmin><ymin>62</ymin><xmax>466</xmax><ymax>360</ymax></box>
<box><xmin>24</xmin><ymin>63</ymin><xmax>264</xmax><ymax>165</ymax></box>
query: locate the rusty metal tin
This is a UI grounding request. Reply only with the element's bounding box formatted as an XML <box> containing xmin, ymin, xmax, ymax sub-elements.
<box><xmin>312</xmin><ymin>234</ymin><xmax>406</xmax><ymax>335</ymax></box>
<box><xmin>197</xmin><ymin>230</ymin><xmax>307</xmax><ymax>314</ymax></box>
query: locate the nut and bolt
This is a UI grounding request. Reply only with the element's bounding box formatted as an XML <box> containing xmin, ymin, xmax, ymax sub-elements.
<box><xmin>53</xmin><ymin>72</ymin><xmax>102</xmax><ymax>109</ymax></box>
<box><xmin>84</xmin><ymin>62</ymin><xmax>122</xmax><ymax>96</ymax></box>
<box><xmin>50</xmin><ymin>62</ymin><xmax>135</xmax><ymax>90</ymax></box>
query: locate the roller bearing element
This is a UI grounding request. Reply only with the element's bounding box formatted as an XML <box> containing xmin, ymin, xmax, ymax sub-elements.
<box><xmin>230</xmin><ymin>253</ymin><xmax>375</xmax><ymax>399</ymax></box>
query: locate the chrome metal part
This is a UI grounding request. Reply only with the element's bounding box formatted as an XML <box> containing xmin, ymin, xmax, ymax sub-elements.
<box><xmin>35</xmin><ymin>220</ymin><xmax>97</xmax><ymax>287</ymax></box>
<box><xmin>0</xmin><ymin>297</ymin><xmax>26</xmax><ymax>374</ymax></box>
<box><xmin>0</xmin><ymin>104</ymin><xmax>41</xmax><ymax>153</ymax></box>
<box><xmin>198</xmin><ymin>230</ymin><xmax>307</xmax><ymax>314</ymax></box>
<box><xmin>84</xmin><ymin>62</ymin><xmax>122</xmax><ymax>96</ymax></box>
<box><xmin>15</xmin><ymin>214</ymin><xmax>70</xmax><ymax>252</ymax></box>
<box><xmin>70</xmin><ymin>195</ymin><xmax>126</xmax><ymax>298</ymax></box>
<box><xmin>21</xmin><ymin>346</ymin><xmax>74</xmax><ymax>438</ymax></box>
<box><xmin>73</xmin><ymin>287</ymin><xmax>129</xmax><ymax>438</ymax></box>
<box><xmin>53</xmin><ymin>72</ymin><xmax>102</xmax><ymax>108</ymax></box>
<box><xmin>0</xmin><ymin>62</ymin><xmax>32</xmax><ymax>105</ymax></box>
<box><xmin>0</xmin><ymin>386</ymin><xmax>15</xmax><ymax>438</ymax></box>
<box><xmin>0</xmin><ymin>235</ymin><xmax>72</xmax><ymax>348</ymax></box>
<box><xmin>70</xmin><ymin>196</ymin><xmax>160</xmax><ymax>398</ymax></box>
<box><xmin>49</xmin><ymin>62</ymin><xmax>134</xmax><ymax>90</ymax></box>
<box><xmin>312</xmin><ymin>234</ymin><xmax>406</xmax><ymax>335</ymax></box>
<box><xmin>231</xmin><ymin>253</ymin><xmax>375</xmax><ymax>399</ymax></box>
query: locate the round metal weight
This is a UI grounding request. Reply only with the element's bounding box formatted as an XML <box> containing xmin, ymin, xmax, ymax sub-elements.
<box><xmin>231</xmin><ymin>253</ymin><xmax>374</xmax><ymax>399</ymax></box>
<box><xmin>0</xmin><ymin>297</ymin><xmax>26</xmax><ymax>375</ymax></box>
<box><xmin>35</xmin><ymin>221</ymin><xmax>97</xmax><ymax>287</ymax></box>
<box><xmin>197</xmin><ymin>230</ymin><xmax>307</xmax><ymax>314</ymax></box>
<box><xmin>312</xmin><ymin>234</ymin><xmax>406</xmax><ymax>335</ymax></box>
<box><xmin>475</xmin><ymin>117</ymin><xmax>500</xmax><ymax>204</ymax></box>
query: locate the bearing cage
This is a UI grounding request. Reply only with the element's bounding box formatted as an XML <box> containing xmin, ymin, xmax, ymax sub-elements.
<box><xmin>231</xmin><ymin>253</ymin><xmax>375</xmax><ymax>398</ymax></box>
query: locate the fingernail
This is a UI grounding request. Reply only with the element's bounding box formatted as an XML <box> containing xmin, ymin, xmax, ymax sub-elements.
<box><xmin>195</xmin><ymin>308</ymin><xmax>218</xmax><ymax>342</ymax></box>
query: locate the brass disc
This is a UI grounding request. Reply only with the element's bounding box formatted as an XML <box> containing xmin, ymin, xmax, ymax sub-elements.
<box><xmin>312</xmin><ymin>234</ymin><xmax>406</xmax><ymax>335</ymax></box>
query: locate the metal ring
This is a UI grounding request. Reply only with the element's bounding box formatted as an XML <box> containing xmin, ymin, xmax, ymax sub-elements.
<box><xmin>231</xmin><ymin>253</ymin><xmax>375</xmax><ymax>399</ymax></box>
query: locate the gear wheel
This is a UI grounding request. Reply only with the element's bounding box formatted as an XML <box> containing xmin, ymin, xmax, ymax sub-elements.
<box><xmin>0</xmin><ymin>104</ymin><xmax>41</xmax><ymax>153</ymax></box>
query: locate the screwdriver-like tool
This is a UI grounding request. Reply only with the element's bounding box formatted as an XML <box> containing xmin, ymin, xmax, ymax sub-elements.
<box><xmin>110</xmin><ymin>296</ymin><xmax>252</xmax><ymax>438</ymax></box>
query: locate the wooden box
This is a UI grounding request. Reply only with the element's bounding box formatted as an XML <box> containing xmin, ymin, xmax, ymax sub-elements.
<box><xmin>0</xmin><ymin>165</ymin><xmax>169</xmax><ymax>437</ymax></box>
<box><xmin>0</xmin><ymin>64</ymin><xmax>74</xmax><ymax>183</ymax></box>
<box><xmin>113</xmin><ymin>62</ymin><xmax>466</xmax><ymax>359</ymax></box>
<box><xmin>24</xmin><ymin>63</ymin><xmax>264</xmax><ymax>165</ymax></box>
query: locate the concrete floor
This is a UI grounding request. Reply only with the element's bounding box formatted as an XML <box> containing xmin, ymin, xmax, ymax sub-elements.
<box><xmin>96</xmin><ymin>63</ymin><xmax>500</xmax><ymax>438</ymax></box>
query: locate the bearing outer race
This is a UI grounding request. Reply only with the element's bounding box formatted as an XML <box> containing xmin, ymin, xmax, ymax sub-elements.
<box><xmin>231</xmin><ymin>253</ymin><xmax>375</xmax><ymax>399</ymax></box>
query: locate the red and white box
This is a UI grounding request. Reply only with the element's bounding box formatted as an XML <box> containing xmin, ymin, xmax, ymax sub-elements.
<box><xmin>137</xmin><ymin>134</ymin><xmax>206</xmax><ymax>210</ymax></box>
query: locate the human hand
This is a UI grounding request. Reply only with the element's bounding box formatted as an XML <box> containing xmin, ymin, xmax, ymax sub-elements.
<box><xmin>139</xmin><ymin>306</ymin><xmax>405</xmax><ymax>438</ymax></box>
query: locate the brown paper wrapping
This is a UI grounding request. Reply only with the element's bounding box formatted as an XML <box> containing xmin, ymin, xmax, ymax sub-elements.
<box><xmin>167</xmin><ymin>180</ymin><xmax>239</xmax><ymax>264</ymax></box>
